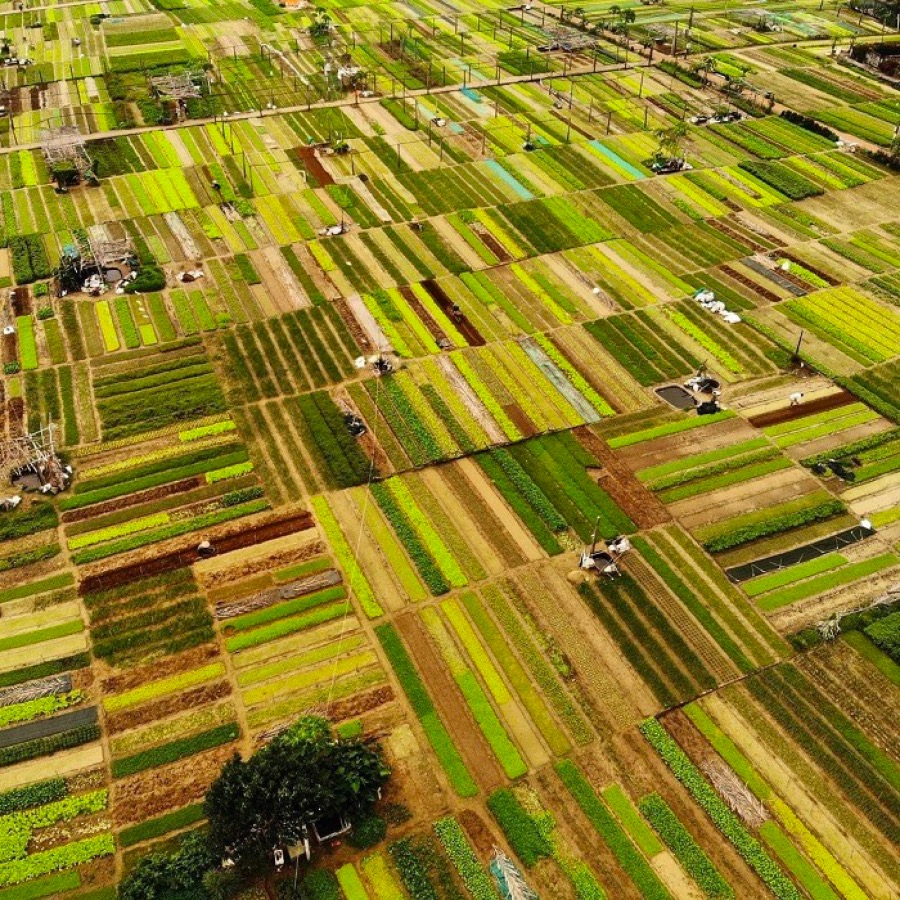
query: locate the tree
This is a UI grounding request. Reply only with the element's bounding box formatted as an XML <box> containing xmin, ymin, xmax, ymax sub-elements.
<box><xmin>119</xmin><ymin>830</ymin><xmax>216</xmax><ymax>900</ymax></box>
<box><xmin>205</xmin><ymin>716</ymin><xmax>390</xmax><ymax>870</ymax></box>
<box><xmin>308</xmin><ymin>8</ymin><xmax>333</xmax><ymax>42</ymax></box>
<box><xmin>654</xmin><ymin>122</ymin><xmax>688</xmax><ymax>161</ymax></box>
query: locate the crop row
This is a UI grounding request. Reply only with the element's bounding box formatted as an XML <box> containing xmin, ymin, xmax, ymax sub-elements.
<box><xmin>480</xmin><ymin>583</ymin><xmax>592</xmax><ymax>744</ymax></box>
<box><xmin>433</xmin><ymin>818</ymin><xmax>496</xmax><ymax>900</ymax></box>
<box><xmin>375</xmin><ymin>623</ymin><xmax>477</xmax><ymax>797</ymax></box>
<box><xmin>632</xmin><ymin>536</ymin><xmax>755</xmax><ymax>674</ymax></box>
<box><xmin>640</xmin><ymin>718</ymin><xmax>801</xmax><ymax>900</ymax></box>
<box><xmin>585</xmin><ymin>313</ymin><xmax>697</xmax><ymax>387</ymax></box>
<box><xmin>422</xmin><ymin>607</ymin><xmax>526</xmax><ymax>780</ymax></box>
<box><xmin>580</xmin><ymin>575</ymin><xmax>714</xmax><ymax>706</ymax></box>
<box><xmin>687</xmin><ymin>700</ymin><xmax>877</xmax><ymax>900</ymax></box>
<box><xmin>310</xmin><ymin>496</ymin><xmax>381</xmax><ymax>618</ymax></box>
<box><xmin>639</xmin><ymin>793</ymin><xmax>734</xmax><ymax>899</ymax></box>
<box><xmin>0</xmin><ymin>834</ymin><xmax>115</xmax><ymax>888</ymax></box>
<box><xmin>486</xmin><ymin>788</ymin><xmax>551</xmax><ymax>867</ymax></box>
<box><xmin>0</xmin><ymin>723</ymin><xmax>100</xmax><ymax>770</ymax></box>
<box><xmin>556</xmin><ymin>761</ymin><xmax>670</xmax><ymax>899</ymax></box>
<box><xmin>749</xmin><ymin>668</ymin><xmax>900</xmax><ymax>837</ymax></box>
<box><xmin>697</xmin><ymin>494</ymin><xmax>846</xmax><ymax>553</ymax></box>
<box><xmin>756</xmin><ymin>553</ymin><xmax>900</xmax><ymax>611</ymax></box>
<box><xmin>112</xmin><ymin>722</ymin><xmax>239</xmax><ymax>778</ymax></box>
<box><xmin>458</xmin><ymin>592</ymin><xmax>570</xmax><ymax>756</ymax></box>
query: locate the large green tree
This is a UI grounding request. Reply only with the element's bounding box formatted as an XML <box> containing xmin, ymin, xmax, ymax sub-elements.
<box><xmin>205</xmin><ymin>716</ymin><xmax>390</xmax><ymax>867</ymax></box>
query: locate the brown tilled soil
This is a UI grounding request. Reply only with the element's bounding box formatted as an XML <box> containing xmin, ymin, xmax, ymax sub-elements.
<box><xmin>100</xmin><ymin>645</ymin><xmax>220</xmax><ymax>696</ymax></box>
<box><xmin>105</xmin><ymin>680</ymin><xmax>233</xmax><ymax>734</ymax></box>
<box><xmin>421</xmin><ymin>279</ymin><xmax>485</xmax><ymax>346</ymax></box>
<box><xmin>327</xmin><ymin>685</ymin><xmax>394</xmax><ymax>723</ymax></box>
<box><xmin>61</xmin><ymin>477</ymin><xmax>206</xmax><ymax>524</ymax></box>
<box><xmin>747</xmin><ymin>389</ymin><xmax>856</xmax><ymax>428</ymax></box>
<box><xmin>295</xmin><ymin>147</ymin><xmax>334</xmax><ymax>186</ymax></box>
<box><xmin>460</xmin><ymin>809</ymin><xmax>496</xmax><ymax>856</ymax></box>
<box><xmin>334</xmin><ymin>298</ymin><xmax>369</xmax><ymax>350</ymax></box>
<box><xmin>394</xmin><ymin>613</ymin><xmax>503</xmax><ymax>792</ymax></box>
<box><xmin>112</xmin><ymin>744</ymin><xmax>236</xmax><ymax>826</ymax></box>
<box><xmin>616</xmin><ymin>416</ymin><xmax>756</xmax><ymax>472</ymax></box>
<box><xmin>79</xmin><ymin>511</ymin><xmax>315</xmax><ymax>593</ymax></box>
<box><xmin>505</xmin><ymin>403</ymin><xmax>537</xmax><ymax>438</ymax></box>
<box><xmin>400</xmin><ymin>285</ymin><xmax>448</xmax><ymax>346</ymax></box>
<box><xmin>574</xmin><ymin>427</ymin><xmax>670</xmax><ymax>528</ymax></box>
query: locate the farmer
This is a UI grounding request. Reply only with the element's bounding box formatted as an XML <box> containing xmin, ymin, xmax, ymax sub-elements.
<box><xmin>789</xmin><ymin>392</ymin><xmax>804</xmax><ymax>407</ymax></box>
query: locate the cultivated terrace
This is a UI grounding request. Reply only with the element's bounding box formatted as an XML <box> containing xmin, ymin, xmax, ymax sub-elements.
<box><xmin>0</xmin><ymin>0</ymin><xmax>898</xmax><ymax>896</ymax></box>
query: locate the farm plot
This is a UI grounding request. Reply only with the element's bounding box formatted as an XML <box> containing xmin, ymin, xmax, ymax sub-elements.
<box><xmin>655</xmin><ymin>656</ymin><xmax>900</xmax><ymax>900</ymax></box>
<box><xmin>60</xmin><ymin>416</ymin><xmax>264</xmax><ymax>565</ymax></box>
<box><xmin>761</xmin><ymin>401</ymin><xmax>885</xmax><ymax>457</ymax></box>
<box><xmin>584</xmin><ymin>311</ymin><xmax>699</xmax><ymax>387</ymax></box>
<box><xmin>781</xmin><ymin>286</ymin><xmax>900</xmax><ymax>366</ymax></box>
<box><xmin>223</xmin><ymin>557</ymin><xmax>393</xmax><ymax>735</ymax></box>
<box><xmin>637</xmin><ymin>437</ymin><xmax>793</xmax><ymax>505</ymax></box>
<box><xmin>324</xmin><ymin>458</ymin><xmax>552</xmax><ymax>602</ymax></box>
<box><xmin>90</xmin><ymin>340</ymin><xmax>228</xmax><ymax>441</ymax></box>
<box><xmin>345</xmin><ymin>343</ymin><xmax>610</xmax><ymax>474</ymax></box>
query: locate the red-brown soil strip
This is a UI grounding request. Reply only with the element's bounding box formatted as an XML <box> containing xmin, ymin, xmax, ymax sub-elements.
<box><xmin>394</xmin><ymin>612</ymin><xmax>503</xmax><ymax>792</ymax></box>
<box><xmin>747</xmin><ymin>389</ymin><xmax>856</xmax><ymax>429</ymax></box>
<box><xmin>421</xmin><ymin>279</ymin><xmax>485</xmax><ymax>346</ymax></box>
<box><xmin>295</xmin><ymin>147</ymin><xmax>334</xmax><ymax>187</ymax></box>
<box><xmin>574</xmin><ymin>426</ymin><xmax>671</xmax><ymax>528</ymax></box>
<box><xmin>62</xmin><ymin>477</ymin><xmax>205</xmax><ymax>524</ymax></box>
<box><xmin>79</xmin><ymin>511</ymin><xmax>314</xmax><ymax>594</ymax></box>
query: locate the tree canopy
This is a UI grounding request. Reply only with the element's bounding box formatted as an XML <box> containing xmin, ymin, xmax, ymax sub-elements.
<box><xmin>118</xmin><ymin>717</ymin><xmax>390</xmax><ymax>899</ymax></box>
<box><xmin>205</xmin><ymin>715</ymin><xmax>390</xmax><ymax>867</ymax></box>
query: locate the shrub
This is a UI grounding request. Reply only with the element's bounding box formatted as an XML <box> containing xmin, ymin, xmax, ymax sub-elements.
<box><xmin>486</xmin><ymin>789</ymin><xmax>551</xmax><ymax>867</ymax></box>
<box><xmin>123</xmin><ymin>265</ymin><xmax>166</xmax><ymax>294</ymax></box>
<box><xmin>865</xmin><ymin>611</ymin><xmax>900</xmax><ymax>662</ymax></box>
<box><xmin>347</xmin><ymin>814</ymin><xmax>386</xmax><ymax>849</ymax></box>
<box><xmin>779</xmin><ymin>110</ymin><xmax>838</xmax><ymax>141</ymax></box>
